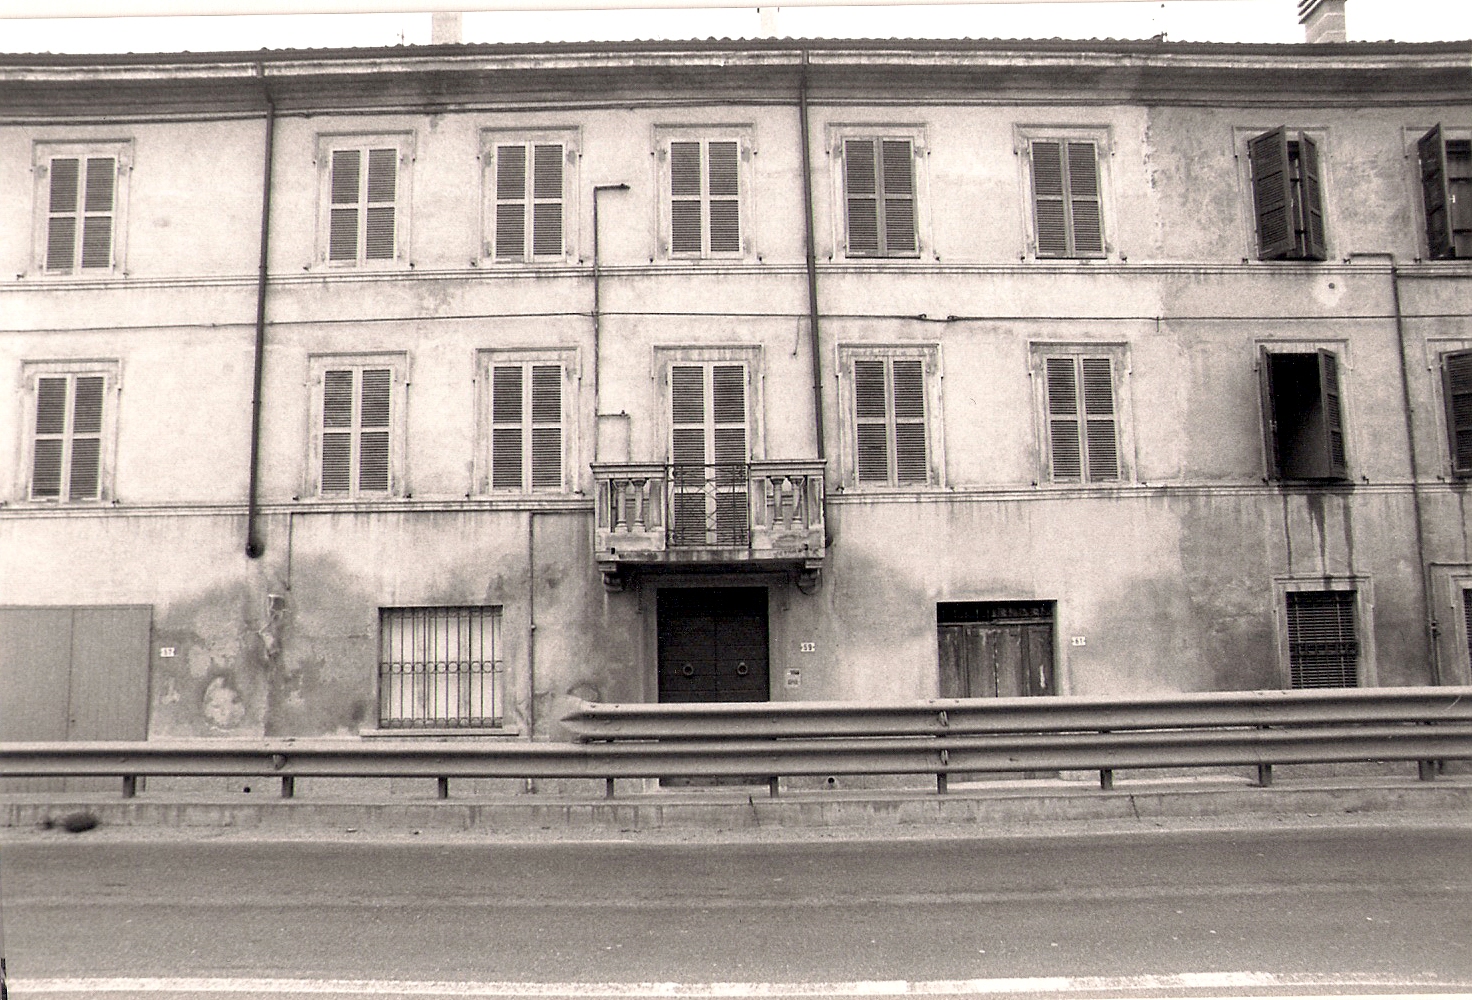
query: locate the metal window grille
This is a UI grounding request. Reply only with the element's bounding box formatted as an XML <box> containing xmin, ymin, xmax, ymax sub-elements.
<box><xmin>378</xmin><ymin>606</ymin><xmax>503</xmax><ymax>728</ymax></box>
<box><xmin>1463</xmin><ymin>588</ymin><xmax>1472</xmax><ymax>670</ymax></box>
<box><xmin>1286</xmin><ymin>590</ymin><xmax>1358</xmax><ymax>689</ymax></box>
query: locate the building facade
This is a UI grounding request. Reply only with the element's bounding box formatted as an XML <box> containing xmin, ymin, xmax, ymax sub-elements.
<box><xmin>2</xmin><ymin>37</ymin><xmax>1470</xmax><ymax>745</ymax></box>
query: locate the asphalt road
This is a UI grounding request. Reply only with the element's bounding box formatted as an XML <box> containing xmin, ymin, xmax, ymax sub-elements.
<box><xmin>1</xmin><ymin>824</ymin><xmax>1469</xmax><ymax>997</ymax></box>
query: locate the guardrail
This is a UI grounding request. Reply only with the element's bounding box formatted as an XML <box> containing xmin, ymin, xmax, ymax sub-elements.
<box><xmin>2</xmin><ymin>687</ymin><xmax>1469</xmax><ymax>800</ymax></box>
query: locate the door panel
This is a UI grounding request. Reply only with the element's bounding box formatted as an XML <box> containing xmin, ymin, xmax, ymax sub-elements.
<box><xmin>69</xmin><ymin>607</ymin><xmax>151</xmax><ymax>740</ymax></box>
<box><xmin>937</xmin><ymin>620</ymin><xmax>1055</xmax><ymax>699</ymax></box>
<box><xmin>0</xmin><ymin>608</ymin><xmax>72</xmax><ymax>741</ymax></box>
<box><xmin>657</xmin><ymin>588</ymin><xmax>768</xmax><ymax>703</ymax></box>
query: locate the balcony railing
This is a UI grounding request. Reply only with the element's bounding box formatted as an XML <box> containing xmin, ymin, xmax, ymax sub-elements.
<box><xmin>593</xmin><ymin>460</ymin><xmax>825</xmax><ymax>578</ymax></box>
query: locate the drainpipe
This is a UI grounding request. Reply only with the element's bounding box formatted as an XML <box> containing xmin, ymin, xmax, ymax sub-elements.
<box><xmin>245</xmin><ymin>68</ymin><xmax>276</xmax><ymax>559</ymax></box>
<box><xmin>591</xmin><ymin>183</ymin><xmax>629</xmax><ymax>463</ymax></box>
<box><xmin>1355</xmin><ymin>252</ymin><xmax>1437</xmax><ymax>683</ymax></box>
<box><xmin>799</xmin><ymin>51</ymin><xmax>826</xmax><ymax>463</ymax></box>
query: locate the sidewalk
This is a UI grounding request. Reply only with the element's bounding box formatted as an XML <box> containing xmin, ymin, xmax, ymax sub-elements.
<box><xmin>4</xmin><ymin>769</ymin><xmax>1471</xmax><ymax>841</ymax></box>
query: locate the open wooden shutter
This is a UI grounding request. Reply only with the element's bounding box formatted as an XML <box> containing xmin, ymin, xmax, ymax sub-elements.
<box><xmin>1420</xmin><ymin>125</ymin><xmax>1454</xmax><ymax>260</ymax></box>
<box><xmin>531</xmin><ymin>144</ymin><xmax>564</xmax><ymax>258</ymax></box>
<box><xmin>853</xmin><ymin>359</ymin><xmax>889</xmax><ymax>483</ymax></box>
<box><xmin>1249</xmin><ymin>128</ymin><xmax>1294</xmax><ymax>260</ymax></box>
<box><xmin>880</xmin><ymin>139</ymin><xmax>916</xmax><ymax>255</ymax></box>
<box><xmin>844</xmin><ymin>140</ymin><xmax>880</xmax><ymax>257</ymax></box>
<box><xmin>1443</xmin><ymin>350</ymin><xmax>1472</xmax><ymax>476</ymax></box>
<box><xmin>1067</xmin><ymin>142</ymin><xmax>1103</xmax><ymax>256</ymax></box>
<box><xmin>491</xmin><ymin>365</ymin><xmax>524</xmax><ymax>488</ymax></box>
<box><xmin>1081</xmin><ymin>357</ymin><xmax>1118</xmax><ymax>481</ymax></box>
<box><xmin>358</xmin><ymin>368</ymin><xmax>392</xmax><ymax>491</ymax></box>
<box><xmin>321</xmin><ymin>369</ymin><xmax>354</xmax><ymax>493</ymax></box>
<box><xmin>530</xmin><ymin>364</ymin><xmax>562</xmax><ymax>489</ymax></box>
<box><xmin>1045</xmin><ymin>357</ymin><xmax>1082</xmax><ymax>481</ymax></box>
<box><xmin>328</xmin><ymin>150</ymin><xmax>361</xmax><ymax>262</ymax></box>
<box><xmin>364</xmin><ymin>149</ymin><xmax>397</xmax><ymax>261</ymax></box>
<box><xmin>707</xmin><ymin>141</ymin><xmax>741</xmax><ymax>254</ymax></box>
<box><xmin>494</xmin><ymin>145</ymin><xmax>527</xmax><ymax>260</ymax></box>
<box><xmin>1317</xmin><ymin>350</ymin><xmax>1346</xmax><ymax>479</ymax></box>
<box><xmin>31</xmin><ymin>377</ymin><xmax>68</xmax><ymax>498</ymax></box>
<box><xmin>892</xmin><ymin>360</ymin><xmax>928</xmax><ymax>484</ymax></box>
<box><xmin>68</xmin><ymin>375</ymin><xmax>104</xmax><ymax>500</ymax></box>
<box><xmin>1297</xmin><ymin>133</ymin><xmax>1327</xmax><ymax>261</ymax></box>
<box><xmin>1258</xmin><ymin>348</ymin><xmax>1282</xmax><ymax>479</ymax></box>
<box><xmin>670</xmin><ymin>141</ymin><xmax>703</xmax><ymax>255</ymax></box>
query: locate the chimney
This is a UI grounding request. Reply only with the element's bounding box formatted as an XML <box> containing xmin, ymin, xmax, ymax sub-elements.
<box><xmin>431</xmin><ymin>12</ymin><xmax>463</xmax><ymax>44</ymax></box>
<box><xmin>1298</xmin><ymin>0</ymin><xmax>1347</xmax><ymax>43</ymax></box>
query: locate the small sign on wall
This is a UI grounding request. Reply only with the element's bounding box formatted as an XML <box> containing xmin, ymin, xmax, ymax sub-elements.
<box><xmin>785</xmin><ymin>668</ymin><xmax>801</xmax><ymax>689</ymax></box>
<box><xmin>159</xmin><ymin>647</ymin><xmax>176</xmax><ymax>658</ymax></box>
<box><xmin>800</xmin><ymin>642</ymin><xmax>816</xmax><ymax>653</ymax></box>
<box><xmin>1071</xmin><ymin>636</ymin><xmax>1087</xmax><ymax>647</ymax></box>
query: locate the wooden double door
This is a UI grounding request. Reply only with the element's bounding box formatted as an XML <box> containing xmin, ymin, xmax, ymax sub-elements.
<box><xmin>657</xmin><ymin>587</ymin><xmax>769</xmax><ymax>703</ymax></box>
<box><xmin>937</xmin><ymin>609</ymin><xmax>1055</xmax><ymax>699</ymax></box>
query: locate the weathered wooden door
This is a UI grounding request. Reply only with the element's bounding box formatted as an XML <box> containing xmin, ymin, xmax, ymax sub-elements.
<box><xmin>937</xmin><ymin>620</ymin><xmax>1054</xmax><ymax>698</ymax></box>
<box><xmin>657</xmin><ymin>587</ymin><xmax>769</xmax><ymax>703</ymax></box>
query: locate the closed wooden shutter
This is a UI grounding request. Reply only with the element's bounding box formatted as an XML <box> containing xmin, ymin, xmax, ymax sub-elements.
<box><xmin>1067</xmin><ymin>142</ymin><xmax>1103</xmax><ymax>255</ymax></box>
<box><xmin>46</xmin><ymin>156</ymin><xmax>115</xmax><ymax>272</ymax></box>
<box><xmin>1420</xmin><ymin>125</ymin><xmax>1454</xmax><ymax>260</ymax></box>
<box><xmin>670</xmin><ymin>141</ymin><xmax>703</xmax><ymax>255</ymax></box>
<box><xmin>68</xmin><ymin>375</ymin><xmax>104</xmax><ymax>500</ymax></box>
<box><xmin>494</xmin><ymin>145</ymin><xmax>527</xmax><ymax>260</ymax></box>
<box><xmin>1463</xmin><ymin>589</ymin><xmax>1472</xmax><ymax>670</ymax></box>
<box><xmin>321</xmin><ymin>367</ymin><xmax>391</xmax><ymax>495</ymax></box>
<box><xmin>530</xmin><ymin>364</ymin><xmax>562</xmax><ymax>489</ymax></box>
<box><xmin>1249</xmin><ymin>128</ymin><xmax>1294</xmax><ymax>260</ymax></box>
<box><xmin>531</xmin><ymin>144</ymin><xmax>564</xmax><ymax>258</ymax></box>
<box><xmin>1318</xmin><ymin>350</ymin><xmax>1347</xmax><ymax>478</ymax></box>
<box><xmin>1286</xmin><ymin>590</ymin><xmax>1358</xmax><ymax>689</ymax></box>
<box><xmin>881</xmin><ymin>139</ymin><xmax>916</xmax><ymax>256</ymax></box>
<box><xmin>364</xmin><ymin>149</ymin><xmax>397</xmax><ymax>261</ymax></box>
<box><xmin>1081</xmin><ymin>357</ymin><xmax>1118</xmax><ymax>481</ymax></box>
<box><xmin>31</xmin><ymin>376</ymin><xmax>69</xmax><ymax>499</ymax></box>
<box><xmin>491</xmin><ymin>365</ymin><xmax>524</xmax><ymax>489</ymax></box>
<box><xmin>358</xmin><ymin>368</ymin><xmax>392</xmax><ymax>491</ymax></box>
<box><xmin>45</xmin><ymin>158</ymin><xmax>80</xmax><ymax>271</ymax></box>
<box><xmin>1442</xmin><ymin>350</ymin><xmax>1472</xmax><ymax>475</ymax></box>
<box><xmin>330</xmin><ymin>147</ymin><xmax>396</xmax><ymax>262</ymax></box>
<box><xmin>707</xmin><ymin>141</ymin><xmax>741</xmax><ymax>254</ymax></box>
<box><xmin>853</xmin><ymin>358</ymin><xmax>927</xmax><ymax>485</ymax></box>
<box><xmin>844</xmin><ymin>140</ymin><xmax>880</xmax><ymax>257</ymax></box>
<box><xmin>670</xmin><ymin>364</ymin><xmax>747</xmax><ymax>543</ymax></box>
<box><xmin>328</xmin><ymin>150</ymin><xmax>361</xmax><ymax>262</ymax></box>
<box><xmin>1045</xmin><ymin>357</ymin><xmax>1083</xmax><ymax>481</ymax></box>
<box><xmin>1032</xmin><ymin>141</ymin><xmax>1066</xmax><ymax>258</ymax></box>
<box><xmin>892</xmin><ymin>360</ymin><xmax>928</xmax><ymax>484</ymax></box>
<box><xmin>853</xmin><ymin>359</ymin><xmax>889</xmax><ymax>483</ymax></box>
<box><xmin>1032</xmin><ymin>141</ymin><xmax>1103</xmax><ymax>258</ymax></box>
<box><xmin>321</xmin><ymin>369</ymin><xmax>354</xmax><ymax>494</ymax></box>
<box><xmin>1297</xmin><ymin>133</ymin><xmax>1327</xmax><ymax>261</ymax></box>
<box><xmin>80</xmin><ymin>157</ymin><xmax>116</xmax><ymax>269</ymax></box>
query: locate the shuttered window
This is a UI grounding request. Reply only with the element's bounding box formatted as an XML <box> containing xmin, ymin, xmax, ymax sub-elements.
<box><xmin>45</xmin><ymin>155</ymin><xmax>116</xmax><ymax>272</ymax></box>
<box><xmin>30</xmin><ymin>373</ymin><xmax>106</xmax><ymax>501</ymax></box>
<box><xmin>853</xmin><ymin>357</ymin><xmax>929</xmax><ymax>486</ymax></box>
<box><xmin>670</xmin><ymin>363</ymin><xmax>749</xmax><ymax>545</ymax></box>
<box><xmin>490</xmin><ymin>362</ymin><xmax>564</xmax><ymax>491</ymax></box>
<box><xmin>1030</xmin><ymin>140</ymin><xmax>1104</xmax><ymax>258</ymax></box>
<box><xmin>328</xmin><ymin>146</ymin><xmax>399</xmax><ymax>263</ymax></box>
<box><xmin>1044</xmin><ymin>356</ymin><xmax>1119</xmax><ymax>483</ymax></box>
<box><xmin>320</xmin><ymin>366</ymin><xmax>393</xmax><ymax>496</ymax></box>
<box><xmin>493</xmin><ymin>142</ymin><xmax>565</xmax><ymax>261</ymax></box>
<box><xmin>668</xmin><ymin>139</ymin><xmax>742</xmax><ymax>257</ymax></box>
<box><xmin>1442</xmin><ymin>351</ymin><xmax>1472</xmax><ymax>477</ymax></box>
<box><xmin>843</xmin><ymin>138</ymin><xmax>918</xmax><ymax>258</ymax></box>
<box><xmin>1285</xmin><ymin>590</ymin><xmax>1358</xmax><ymax>689</ymax></box>
<box><xmin>1248</xmin><ymin>128</ymin><xmax>1327</xmax><ymax>261</ymax></box>
<box><xmin>1418</xmin><ymin>126</ymin><xmax>1472</xmax><ymax>260</ymax></box>
<box><xmin>1260</xmin><ymin>349</ymin><xmax>1347</xmax><ymax>481</ymax></box>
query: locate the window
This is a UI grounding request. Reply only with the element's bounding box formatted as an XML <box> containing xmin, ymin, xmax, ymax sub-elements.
<box><xmin>1418</xmin><ymin>125</ymin><xmax>1472</xmax><ymax>260</ymax></box>
<box><xmin>34</xmin><ymin>142</ymin><xmax>129</xmax><ymax>275</ymax></box>
<box><xmin>839</xmin><ymin>345</ymin><xmax>939</xmax><ymax>488</ymax></box>
<box><xmin>483</xmin><ymin>130</ymin><xmax>577</xmax><ymax>262</ymax></box>
<box><xmin>1441</xmin><ymin>350</ymin><xmax>1472</xmax><ymax>477</ymax></box>
<box><xmin>1259</xmin><ymin>347</ymin><xmax>1347</xmax><ymax>481</ymax></box>
<box><xmin>378</xmin><ymin>606</ymin><xmax>504</xmax><ymax>729</ymax></box>
<box><xmin>1284</xmin><ymin>590</ymin><xmax>1358</xmax><ymax>688</ymax></box>
<box><xmin>839</xmin><ymin>135</ymin><xmax>919</xmax><ymax>258</ymax></box>
<box><xmin>670</xmin><ymin>361</ymin><xmax>749</xmax><ymax>544</ymax></box>
<box><xmin>1027</xmin><ymin>139</ymin><xmax>1104</xmax><ymax>258</ymax></box>
<box><xmin>308</xmin><ymin>356</ymin><xmax>406</xmax><ymax>498</ymax></box>
<box><xmin>658</xmin><ymin>133</ymin><xmax>749</xmax><ymax>259</ymax></box>
<box><xmin>1247</xmin><ymin>127</ymin><xmax>1327</xmax><ymax>261</ymax></box>
<box><xmin>23</xmin><ymin>363</ymin><xmax>119</xmax><ymax>502</ymax></box>
<box><xmin>319</xmin><ymin>135</ymin><xmax>411</xmax><ymax>265</ymax></box>
<box><xmin>477</xmin><ymin>350</ymin><xmax>577</xmax><ymax>493</ymax></box>
<box><xmin>1031</xmin><ymin>345</ymin><xmax>1129</xmax><ymax>485</ymax></box>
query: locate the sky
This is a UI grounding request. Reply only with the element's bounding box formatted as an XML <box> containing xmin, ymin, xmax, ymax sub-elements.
<box><xmin>0</xmin><ymin>0</ymin><xmax>1469</xmax><ymax>52</ymax></box>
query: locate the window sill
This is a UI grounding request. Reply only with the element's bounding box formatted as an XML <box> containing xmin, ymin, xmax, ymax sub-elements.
<box><xmin>358</xmin><ymin>726</ymin><xmax>521</xmax><ymax>738</ymax></box>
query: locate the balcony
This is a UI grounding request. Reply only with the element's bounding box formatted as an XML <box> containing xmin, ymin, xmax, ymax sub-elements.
<box><xmin>593</xmin><ymin>460</ymin><xmax>825</xmax><ymax>586</ymax></box>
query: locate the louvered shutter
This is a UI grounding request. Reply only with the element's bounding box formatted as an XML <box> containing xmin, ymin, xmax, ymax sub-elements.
<box><xmin>892</xmin><ymin>360</ymin><xmax>928</xmax><ymax>484</ymax></box>
<box><xmin>881</xmin><ymin>139</ymin><xmax>916</xmax><ymax>256</ymax></box>
<box><xmin>45</xmin><ymin>156</ymin><xmax>115</xmax><ymax>272</ymax></box>
<box><xmin>1297</xmin><ymin>133</ymin><xmax>1327</xmax><ymax>261</ymax></box>
<box><xmin>45</xmin><ymin>158</ymin><xmax>80</xmax><ymax>271</ymax></box>
<box><xmin>494</xmin><ymin>145</ymin><xmax>527</xmax><ymax>260</ymax></box>
<box><xmin>1045</xmin><ymin>357</ymin><xmax>1083</xmax><ymax>481</ymax></box>
<box><xmin>1462</xmin><ymin>589</ymin><xmax>1472</xmax><ymax>669</ymax></box>
<box><xmin>1249</xmin><ymin>128</ymin><xmax>1295</xmax><ymax>260</ymax></box>
<box><xmin>491</xmin><ymin>365</ymin><xmax>524</xmax><ymax>489</ymax></box>
<box><xmin>321</xmin><ymin>369</ymin><xmax>354</xmax><ymax>493</ymax></box>
<box><xmin>1420</xmin><ymin>125</ymin><xmax>1454</xmax><ymax>260</ymax></box>
<box><xmin>1317</xmin><ymin>350</ymin><xmax>1347</xmax><ymax>479</ymax></box>
<box><xmin>1443</xmin><ymin>351</ymin><xmax>1472</xmax><ymax>475</ymax></box>
<box><xmin>531</xmin><ymin>144</ymin><xmax>564</xmax><ymax>258</ymax></box>
<box><xmin>1258</xmin><ymin>348</ymin><xmax>1282</xmax><ymax>479</ymax></box>
<box><xmin>31</xmin><ymin>376</ymin><xmax>68</xmax><ymax>498</ymax></box>
<box><xmin>854</xmin><ymin>359</ymin><xmax>889</xmax><ymax>483</ymax></box>
<box><xmin>80</xmin><ymin>157</ymin><xmax>116</xmax><ymax>270</ymax></box>
<box><xmin>1032</xmin><ymin>141</ymin><xmax>1068</xmax><ymax>258</ymax></box>
<box><xmin>364</xmin><ymin>149</ymin><xmax>397</xmax><ymax>261</ymax></box>
<box><xmin>68</xmin><ymin>375</ymin><xmax>104</xmax><ymax>499</ymax></box>
<box><xmin>711</xmin><ymin>364</ymin><xmax>748</xmax><ymax>542</ymax></box>
<box><xmin>328</xmin><ymin>150</ymin><xmax>361</xmax><ymax>262</ymax></box>
<box><xmin>1286</xmin><ymin>591</ymin><xmax>1358</xmax><ymax>688</ymax></box>
<box><xmin>1081</xmin><ymin>357</ymin><xmax>1118</xmax><ymax>481</ymax></box>
<box><xmin>358</xmin><ymin>368</ymin><xmax>392</xmax><ymax>491</ymax></box>
<box><xmin>530</xmin><ymin>364</ymin><xmax>562</xmax><ymax>489</ymax></box>
<box><xmin>670</xmin><ymin>141</ymin><xmax>703</xmax><ymax>255</ymax></box>
<box><xmin>1067</xmin><ymin>142</ymin><xmax>1104</xmax><ymax>256</ymax></box>
<box><xmin>844</xmin><ymin>140</ymin><xmax>880</xmax><ymax>257</ymax></box>
<box><xmin>707</xmin><ymin>141</ymin><xmax>741</xmax><ymax>255</ymax></box>
<box><xmin>669</xmin><ymin>365</ymin><xmax>708</xmax><ymax>543</ymax></box>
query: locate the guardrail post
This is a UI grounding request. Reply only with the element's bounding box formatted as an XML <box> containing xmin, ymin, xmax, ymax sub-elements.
<box><xmin>1099</xmin><ymin>769</ymin><xmax>1113</xmax><ymax>790</ymax></box>
<box><xmin>121</xmin><ymin>775</ymin><xmax>137</xmax><ymax>798</ymax></box>
<box><xmin>605</xmin><ymin>778</ymin><xmax>616</xmax><ymax>799</ymax></box>
<box><xmin>437</xmin><ymin>777</ymin><xmax>450</xmax><ymax>799</ymax></box>
<box><xmin>768</xmin><ymin>777</ymin><xmax>780</xmax><ymax>799</ymax></box>
<box><xmin>1257</xmin><ymin>764</ymin><xmax>1274</xmax><ymax>787</ymax></box>
<box><xmin>280</xmin><ymin>776</ymin><xmax>294</xmax><ymax>799</ymax></box>
<box><xmin>1418</xmin><ymin>760</ymin><xmax>1438</xmax><ymax>781</ymax></box>
<box><xmin>936</xmin><ymin>772</ymin><xmax>947</xmax><ymax>795</ymax></box>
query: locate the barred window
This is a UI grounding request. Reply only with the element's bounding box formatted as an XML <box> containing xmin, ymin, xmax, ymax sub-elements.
<box><xmin>1286</xmin><ymin>590</ymin><xmax>1358</xmax><ymax>689</ymax></box>
<box><xmin>378</xmin><ymin>606</ymin><xmax>504</xmax><ymax>728</ymax></box>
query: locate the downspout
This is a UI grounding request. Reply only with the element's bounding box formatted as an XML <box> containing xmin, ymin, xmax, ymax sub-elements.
<box><xmin>245</xmin><ymin>67</ymin><xmax>276</xmax><ymax>559</ymax></box>
<box><xmin>1357</xmin><ymin>252</ymin><xmax>1438</xmax><ymax>683</ymax></box>
<box><xmin>799</xmin><ymin>51</ymin><xmax>826</xmax><ymax>463</ymax></box>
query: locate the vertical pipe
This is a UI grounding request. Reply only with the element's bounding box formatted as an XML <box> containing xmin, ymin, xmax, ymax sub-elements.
<box><xmin>246</xmin><ymin>69</ymin><xmax>276</xmax><ymax>559</ymax></box>
<box><xmin>527</xmin><ymin>511</ymin><xmax>536</xmax><ymax>739</ymax></box>
<box><xmin>799</xmin><ymin>51</ymin><xmax>826</xmax><ymax>462</ymax></box>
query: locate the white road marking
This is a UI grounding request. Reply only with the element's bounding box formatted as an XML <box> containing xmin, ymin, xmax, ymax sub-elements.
<box><xmin>6</xmin><ymin>972</ymin><xmax>1468</xmax><ymax>996</ymax></box>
